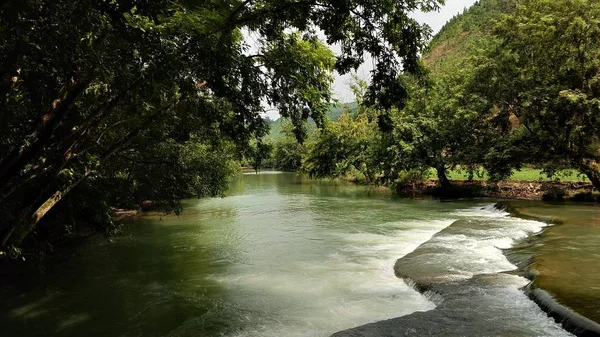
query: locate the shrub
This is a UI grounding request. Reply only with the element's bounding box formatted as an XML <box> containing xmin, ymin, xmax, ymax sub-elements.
<box><xmin>570</xmin><ymin>192</ymin><xmax>599</xmax><ymax>202</ymax></box>
<box><xmin>395</xmin><ymin>169</ymin><xmax>427</xmax><ymax>188</ymax></box>
<box><xmin>541</xmin><ymin>184</ymin><xmax>567</xmax><ymax>201</ymax></box>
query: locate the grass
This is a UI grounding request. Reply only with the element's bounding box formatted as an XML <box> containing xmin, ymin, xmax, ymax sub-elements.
<box><xmin>426</xmin><ymin>168</ymin><xmax>589</xmax><ymax>182</ymax></box>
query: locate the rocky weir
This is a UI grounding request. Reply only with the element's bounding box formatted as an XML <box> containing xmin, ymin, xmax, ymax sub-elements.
<box><xmin>331</xmin><ymin>204</ymin><xmax>600</xmax><ymax>337</ymax></box>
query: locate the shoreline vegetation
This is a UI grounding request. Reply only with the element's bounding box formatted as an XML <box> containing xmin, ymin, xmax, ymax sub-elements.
<box><xmin>263</xmin><ymin>168</ymin><xmax>598</xmax><ymax>202</ymax></box>
<box><xmin>108</xmin><ymin>168</ymin><xmax>600</xmax><ymax>222</ymax></box>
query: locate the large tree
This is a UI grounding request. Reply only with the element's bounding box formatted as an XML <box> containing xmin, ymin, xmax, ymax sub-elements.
<box><xmin>0</xmin><ymin>0</ymin><xmax>440</xmax><ymax>252</ymax></box>
<box><xmin>385</xmin><ymin>70</ymin><xmax>495</xmax><ymax>187</ymax></box>
<box><xmin>303</xmin><ymin>110</ymin><xmax>377</xmax><ymax>180</ymax></box>
<box><xmin>273</xmin><ymin>121</ymin><xmax>306</xmax><ymax>172</ymax></box>
<box><xmin>472</xmin><ymin>0</ymin><xmax>600</xmax><ymax>188</ymax></box>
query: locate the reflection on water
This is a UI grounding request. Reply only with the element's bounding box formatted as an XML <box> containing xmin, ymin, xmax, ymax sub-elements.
<box><xmin>0</xmin><ymin>173</ymin><xmax>588</xmax><ymax>337</ymax></box>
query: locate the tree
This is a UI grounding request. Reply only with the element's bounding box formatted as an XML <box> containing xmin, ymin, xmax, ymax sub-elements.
<box><xmin>273</xmin><ymin>122</ymin><xmax>305</xmax><ymax>171</ymax></box>
<box><xmin>471</xmin><ymin>0</ymin><xmax>600</xmax><ymax>188</ymax></box>
<box><xmin>375</xmin><ymin>67</ymin><xmax>494</xmax><ymax>188</ymax></box>
<box><xmin>250</xmin><ymin>141</ymin><xmax>274</xmax><ymax>173</ymax></box>
<box><xmin>303</xmin><ymin>110</ymin><xmax>377</xmax><ymax>181</ymax></box>
<box><xmin>0</xmin><ymin>0</ymin><xmax>441</xmax><ymax>252</ymax></box>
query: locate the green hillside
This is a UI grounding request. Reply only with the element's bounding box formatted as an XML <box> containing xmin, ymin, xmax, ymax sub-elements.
<box><xmin>424</xmin><ymin>0</ymin><xmax>515</xmax><ymax>74</ymax></box>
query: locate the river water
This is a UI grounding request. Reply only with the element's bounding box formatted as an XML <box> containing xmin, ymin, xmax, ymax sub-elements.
<box><xmin>0</xmin><ymin>172</ymin><xmax>576</xmax><ymax>336</ymax></box>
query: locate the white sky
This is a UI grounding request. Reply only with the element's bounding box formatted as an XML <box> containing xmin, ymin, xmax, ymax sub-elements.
<box><xmin>333</xmin><ymin>0</ymin><xmax>478</xmax><ymax>102</ymax></box>
<box><xmin>266</xmin><ymin>0</ymin><xmax>478</xmax><ymax>119</ymax></box>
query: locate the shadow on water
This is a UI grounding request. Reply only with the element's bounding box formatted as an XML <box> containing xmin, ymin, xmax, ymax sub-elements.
<box><xmin>0</xmin><ymin>208</ymin><xmax>243</xmax><ymax>337</ymax></box>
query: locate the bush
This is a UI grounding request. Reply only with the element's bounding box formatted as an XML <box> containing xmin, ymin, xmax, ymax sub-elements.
<box><xmin>344</xmin><ymin>165</ymin><xmax>368</xmax><ymax>184</ymax></box>
<box><xmin>569</xmin><ymin>192</ymin><xmax>599</xmax><ymax>202</ymax></box>
<box><xmin>541</xmin><ymin>184</ymin><xmax>567</xmax><ymax>201</ymax></box>
<box><xmin>274</xmin><ymin>140</ymin><xmax>304</xmax><ymax>171</ymax></box>
<box><xmin>395</xmin><ymin>169</ymin><xmax>426</xmax><ymax>188</ymax></box>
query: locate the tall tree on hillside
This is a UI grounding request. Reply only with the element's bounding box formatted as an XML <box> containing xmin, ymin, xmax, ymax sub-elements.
<box><xmin>471</xmin><ymin>0</ymin><xmax>600</xmax><ymax>188</ymax></box>
<box><xmin>0</xmin><ymin>0</ymin><xmax>441</xmax><ymax>252</ymax></box>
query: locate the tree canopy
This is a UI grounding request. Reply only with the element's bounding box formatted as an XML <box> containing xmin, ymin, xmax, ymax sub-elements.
<box><xmin>0</xmin><ymin>0</ymin><xmax>441</xmax><ymax>255</ymax></box>
<box><xmin>288</xmin><ymin>0</ymin><xmax>600</xmax><ymax>196</ymax></box>
<box><xmin>471</xmin><ymin>0</ymin><xmax>600</xmax><ymax>188</ymax></box>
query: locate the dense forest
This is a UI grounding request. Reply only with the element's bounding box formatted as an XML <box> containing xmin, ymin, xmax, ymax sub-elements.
<box><xmin>266</xmin><ymin>0</ymin><xmax>600</xmax><ymax>194</ymax></box>
<box><xmin>1</xmin><ymin>0</ymin><xmax>600</xmax><ymax>262</ymax></box>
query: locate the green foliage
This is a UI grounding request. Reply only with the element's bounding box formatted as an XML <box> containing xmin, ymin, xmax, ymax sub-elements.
<box><xmin>299</xmin><ymin>0</ymin><xmax>600</xmax><ymax>195</ymax></box>
<box><xmin>373</xmin><ymin>63</ymin><xmax>495</xmax><ymax>187</ymax></box>
<box><xmin>274</xmin><ymin>139</ymin><xmax>304</xmax><ymax>171</ymax></box>
<box><xmin>395</xmin><ymin>169</ymin><xmax>428</xmax><ymax>188</ymax></box>
<box><xmin>389</xmin><ymin>0</ymin><xmax>600</xmax><ymax>191</ymax></box>
<box><xmin>425</xmin><ymin>0</ymin><xmax>514</xmax><ymax>75</ymax></box>
<box><xmin>104</xmin><ymin>138</ymin><xmax>239</xmax><ymax>212</ymax></box>
<box><xmin>273</xmin><ymin>122</ymin><xmax>305</xmax><ymax>171</ymax></box>
<box><xmin>303</xmin><ymin>113</ymin><xmax>378</xmax><ymax>180</ymax></box>
<box><xmin>262</xmin><ymin>33</ymin><xmax>335</xmax><ymax>141</ymax></box>
<box><xmin>248</xmin><ymin>141</ymin><xmax>274</xmax><ymax>172</ymax></box>
<box><xmin>265</xmin><ymin>102</ymin><xmax>359</xmax><ymax>142</ymax></box>
<box><xmin>0</xmin><ymin>0</ymin><xmax>440</xmax><ymax>253</ymax></box>
<box><xmin>471</xmin><ymin>0</ymin><xmax>600</xmax><ymax>189</ymax></box>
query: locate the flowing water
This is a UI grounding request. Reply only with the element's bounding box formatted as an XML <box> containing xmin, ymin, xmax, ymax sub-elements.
<box><xmin>0</xmin><ymin>172</ymin><xmax>579</xmax><ymax>336</ymax></box>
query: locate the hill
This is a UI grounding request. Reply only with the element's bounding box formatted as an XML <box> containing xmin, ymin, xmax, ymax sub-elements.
<box><xmin>424</xmin><ymin>0</ymin><xmax>516</xmax><ymax>74</ymax></box>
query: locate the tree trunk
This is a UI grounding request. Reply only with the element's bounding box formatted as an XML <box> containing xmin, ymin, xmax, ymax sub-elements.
<box><xmin>5</xmin><ymin>173</ymin><xmax>88</xmax><ymax>247</ymax></box>
<box><xmin>2</xmin><ymin>101</ymin><xmax>181</xmax><ymax>247</ymax></box>
<box><xmin>436</xmin><ymin>165</ymin><xmax>451</xmax><ymax>188</ymax></box>
<box><xmin>579</xmin><ymin>160</ymin><xmax>600</xmax><ymax>192</ymax></box>
<box><xmin>0</xmin><ymin>77</ymin><xmax>93</xmax><ymax>187</ymax></box>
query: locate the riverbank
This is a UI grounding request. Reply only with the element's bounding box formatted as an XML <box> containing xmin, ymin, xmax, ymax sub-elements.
<box><xmin>500</xmin><ymin>201</ymin><xmax>600</xmax><ymax>337</ymax></box>
<box><xmin>397</xmin><ymin>179</ymin><xmax>598</xmax><ymax>201</ymax></box>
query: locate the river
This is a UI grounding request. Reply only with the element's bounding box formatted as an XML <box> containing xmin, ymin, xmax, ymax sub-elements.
<box><xmin>0</xmin><ymin>172</ymin><xmax>591</xmax><ymax>336</ymax></box>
